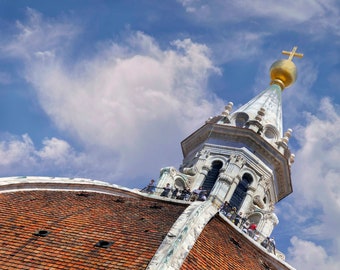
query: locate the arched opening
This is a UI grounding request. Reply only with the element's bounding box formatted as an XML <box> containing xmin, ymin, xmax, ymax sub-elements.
<box><xmin>229</xmin><ymin>173</ymin><xmax>253</xmax><ymax>210</ymax></box>
<box><xmin>247</xmin><ymin>212</ymin><xmax>262</xmax><ymax>225</ymax></box>
<box><xmin>202</xmin><ymin>160</ymin><xmax>223</xmax><ymax>196</ymax></box>
<box><xmin>174</xmin><ymin>178</ymin><xmax>185</xmax><ymax>190</ymax></box>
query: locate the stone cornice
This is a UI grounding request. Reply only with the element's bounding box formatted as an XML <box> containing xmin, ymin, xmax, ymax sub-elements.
<box><xmin>0</xmin><ymin>176</ymin><xmax>178</xmax><ymax>202</ymax></box>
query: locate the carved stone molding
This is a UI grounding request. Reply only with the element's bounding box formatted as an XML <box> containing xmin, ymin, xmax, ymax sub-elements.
<box><xmin>234</xmin><ymin>175</ymin><xmax>242</xmax><ymax>185</ymax></box>
<box><xmin>253</xmin><ymin>195</ymin><xmax>265</xmax><ymax>209</ymax></box>
<box><xmin>264</xmin><ymin>212</ymin><xmax>279</xmax><ymax>226</ymax></box>
<box><xmin>229</xmin><ymin>154</ymin><xmax>247</xmax><ymax>168</ymax></box>
<box><xmin>248</xmin><ymin>185</ymin><xmax>257</xmax><ymax>193</ymax></box>
<box><xmin>183</xmin><ymin>166</ymin><xmax>197</xmax><ymax>176</ymax></box>
<box><xmin>202</xmin><ymin>164</ymin><xmax>211</xmax><ymax>171</ymax></box>
<box><xmin>218</xmin><ymin>174</ymin><xmax>233</xmax><ymax>184</ymax></box>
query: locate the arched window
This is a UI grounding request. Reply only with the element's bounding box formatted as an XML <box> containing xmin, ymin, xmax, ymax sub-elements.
<box><xmin>229</xmin><ymin>173</ymin><xmax>253</xmax><ymax>210</ymax></box>
<box><xmin>202</xmin><ymin>161</ymin><xmax>223</xmax><ymax>196</ymax></box>
<box><xmin>247</xmin><ymin>213</ymin><xmax>262</xmax><ymax>225</ymax></box>
<box><xmin>174</xmin><ymin>178</ymin><xmax>185</xmax><ymax>190</ymax></box>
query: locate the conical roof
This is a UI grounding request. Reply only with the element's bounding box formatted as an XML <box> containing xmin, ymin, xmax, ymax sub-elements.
<box><xmin>224</xmin><ymin>47</ymin><xmax>303</xmax><ymax>144</ymax></box>
<box><xmin>231</xmin><ymin>83</ymin><xmax>283</xmax><ymax>137</ymax></box>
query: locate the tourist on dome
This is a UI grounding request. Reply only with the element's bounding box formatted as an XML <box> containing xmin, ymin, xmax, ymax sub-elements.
<box><xmin>160</xmin><ymin>183</ymin><xmax>172</xmax><ymax>197</ymax></box>
<box><xmin>141</xmin><ymin>179</ymin><xmax>156</xmax><ymax>194</ymax></box>
<box><xmin>261</xmin><ymin>237</ymin><xmax>270</xmax><ymax>249</ymax></box>
<box><xmin>240</xmin><ymin>213</ymin><xmax>248</xmax><ymax>228</ymax></box>
<box><xmin>234</xmin><ymin>212</ymin><xmax>243</xmax><ymax>227</ymax></box>
<box><xmin>182</xmin><ymin>188</ymin><xmax>192</xmax><ymax>201</ymax></box>
<box><xmin>197</xmin><ymin>190</ymin><xmax>207</xmax><ymax>201</ymax></box>
<box><xmin>171</xmin><ymin>188</ymin><xmax>179</xmax><ymax>199</ymax></box>
<box><xmin>268</xmin><ymin>237</ymin><xmax>276</xmax><ymax>254</ymax></box>
<box><xmin>191</xmin><ymin>186</ymin><xmax>204</xmax><ymax>201</ymax></box>
<box><xmin>242</xmin><ymin>221</ymin><xmax>250</xmax><ymax>234</ymax></box>
<box><xmin>219</xmin><ymin>201</ymin><xmax>231</xmax><ymax>216</ymax></box>
<box><xmin>247</xmin><ymin>223</ymin><xmax>257</xmax><ymax>238</ymax></box>
<box><xmin>228</xmin><ymin>207</ymin><xmax>237</xmax><ymax>222</ymax></box>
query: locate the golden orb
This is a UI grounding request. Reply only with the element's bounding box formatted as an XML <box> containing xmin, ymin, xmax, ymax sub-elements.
<box><xmin>269</xmin><ymin>59</ymin><xmax>297</xmax><ymax>90</ymax></box>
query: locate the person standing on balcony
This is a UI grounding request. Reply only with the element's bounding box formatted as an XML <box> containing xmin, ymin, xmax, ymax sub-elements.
<box><xmin>160</xmin><ymin>183</ymin><xmax>171</xmax><ymax>197</ymax></box>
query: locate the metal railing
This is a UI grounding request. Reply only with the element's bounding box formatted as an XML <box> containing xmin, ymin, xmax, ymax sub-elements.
<box><xmin>140</xmin><ymin>186</ymin><xmax>285</xmax><ymax>261</ymax></box>
<box><xmin>219</xmin><ymin>211</ymin><xmax>285</xmax><ymax>260</ymax></box>
<box><xmin>140</xmin><ymin>187</ymin><xmax>202</xmax><ymax>201</ymax></box>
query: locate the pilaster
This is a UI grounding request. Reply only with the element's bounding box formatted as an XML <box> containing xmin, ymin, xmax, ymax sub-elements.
<box><xmin>225</xmin><ymin>175</ymin><xmax>241</xmax><ymax>202</ymax></box>
<box><xmin>239</xmin><ymin>187</ymin><xmax>255</xmax><ymax>213</ymax></box>
<box><xmin>146</xmin><ymin>200</ymin><xmax>219</xmax><ymax>270</ymax></box>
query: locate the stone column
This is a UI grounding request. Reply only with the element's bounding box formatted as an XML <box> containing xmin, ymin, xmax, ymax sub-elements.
<box><xmin>220</xmin><ymin>153</ymin><xmax>246</xmax><ymax>202</ymax></box>
<box><xmin>224</xmin><ymin>175</ymin><xmax>241</xmax><ymax>202</ymax></box>
<box><xmin>225</xmin><ymin>154</ymin><xmax>246</xmax><ymax>178</ymax></box>
<box><xmin>261</xmin><ymin>213</ymin><xmax>279</xmax><ymax>237</ymax></box>
<box><xmin>239</xmin><ymin>187</ymin><xmax>255</xmax><ymax>213</ymax></box>
<box><xmin>209</xmin><ymin>168</ymin><xmax>233</xmax><ymax>205</ymax></box>
<box><xmin>192</xmin><ymin>164</ymin><xmax>210</xmax><ymax>190</ymax></box>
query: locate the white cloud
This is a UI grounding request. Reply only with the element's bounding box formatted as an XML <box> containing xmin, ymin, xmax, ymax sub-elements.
<box><xmin>293</xmin><ymin>99</ymin><xmax>340</xmax><ymax>233</ymax></box>
<box><xmin>37</xmin><ymin>137</ymin><xmax>72</xmax><ymax>163</ymax></box>
<box><xmin>178</xmin><ymin>0</ymin><xmax>340</xmax><ymax>36</ymax></box>
<box><xmin>288</xmin><ymin>237</ymin><xmax>339</xmax><ymax>270</ymax></box>
<box><xmin>277</xmin><ymin>98</ymin><xmax>340</xmax><ymax>267</ymax></box>
<box><xmin>3</xmin><ymin>8</ymin><xmax>78</xmax><ymax>60</ymax></box>
<box><xmin>0</xmin><ymin>134</ymin><xmax>35</xmax><ymax>167</ymax></box>
<box><xmin>0</xmin><ymin>134</ymin><xmax>89</xmax><ymax>176</ymax></box>
<box><xmin>0</xmin><ymin>9</ymin><xmax>224</xmax><ymax>184</ymax></box>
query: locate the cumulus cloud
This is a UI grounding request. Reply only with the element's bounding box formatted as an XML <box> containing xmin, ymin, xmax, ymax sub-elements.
<box><xmin>294</xmin><ymin>98</ymin><xmax>340</xmax><ymax>200</ymax></box>
<box><xmin>277</xmin><ymin>98</ymin><xmax>340</xmax><ymax>267</ymax></box>
<box><xmin>0</xmin><ymin>134</ymin><xmax>88</xmax><ymax>176</ymax></box>
<box><xmin>37</xmin><ymin>137</ymin><xmax>73</xmax><ymax>163</ymax></box>
<box><xmin>288</xmin><ymin>237</ymin><xmax>339</xmax><ymax>270</ymax></box>
<box><xmin>0</xmin><ymin>134</ymin><xmax>35</xmax><ymax>167</ymax></box>
<box><xmin>0</xmin><ymin>9</ymin><xmax>224</xmax><ymax>184</ymax></box>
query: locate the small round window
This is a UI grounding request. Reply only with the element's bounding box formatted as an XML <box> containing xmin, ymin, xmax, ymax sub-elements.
<box><xmin>264</xmin><ymin>125</ymin><xmax>279</xmax><ymax>140</ymax></box>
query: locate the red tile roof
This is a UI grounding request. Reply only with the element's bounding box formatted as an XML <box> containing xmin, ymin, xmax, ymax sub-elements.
<box><xmin>0</xmin><ymin>178</ymin><xmax>293</xmax><ymax>270</ymax></box>
<box><xmin>181</xmin><ymin>215</ymin><xmax>292</xmax><ymax>270</ymax></box>
<box><xmin>0</xmin><ymin>189</ymin><xmax>187</xmax><ymax>269</ymax></box>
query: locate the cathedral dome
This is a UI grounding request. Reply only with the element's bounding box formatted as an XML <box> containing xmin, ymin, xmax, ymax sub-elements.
<box><xmin>0</xmin><ymin>176</ymin><xmax>293</xmax><ymax>269</ymax></box>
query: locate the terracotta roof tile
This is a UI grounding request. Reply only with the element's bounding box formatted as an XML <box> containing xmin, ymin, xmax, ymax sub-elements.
<box><xmin>181</xmin><ymin>215</ymin><xmax>291</xmax><ymax>270</ymax></box>
<box><xmin>0</xmin><ymin>190</ymin><xmax>187</xmax><ymax>269</ymax></box>
<box><xmin>0</xmin><ymin>181</ymin><xmax>293</xmax><ymax>269</ymax></box>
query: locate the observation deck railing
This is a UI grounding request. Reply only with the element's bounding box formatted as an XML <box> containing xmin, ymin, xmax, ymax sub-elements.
<box><xmin>140</xmin><ymin>186</ymin><xmax>285</xmax><ymax>261</ymax></box>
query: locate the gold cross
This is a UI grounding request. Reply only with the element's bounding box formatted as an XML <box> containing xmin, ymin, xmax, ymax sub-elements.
<box><xmin>282</xmin><ymin>46</ymin><xmax>304</xmax><ymax>61</ymax></box>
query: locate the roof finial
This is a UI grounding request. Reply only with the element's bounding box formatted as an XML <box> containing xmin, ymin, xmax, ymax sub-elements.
<box><xmin>282</xmin><ymin>46</ymin><xmax>304</xmax><ymax>61</ymax></box>
<box><xmin>269</xmin><ymin>46</ymin><xmax>304</xmax><ymax>90</ymax></box>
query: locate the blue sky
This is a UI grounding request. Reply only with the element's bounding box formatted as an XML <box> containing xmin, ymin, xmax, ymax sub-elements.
<box><xmin>1</xmin><ymin>1</ymin><xmax>340</xmax><ymax>269</ymax></box>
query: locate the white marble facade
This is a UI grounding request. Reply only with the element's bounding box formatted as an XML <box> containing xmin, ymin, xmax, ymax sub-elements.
<box><xmin>155</xmin><ymin>83</ymin><xmax>294</xmax><ymax>240</ymax></box>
